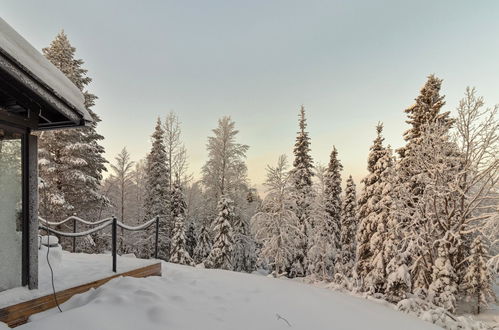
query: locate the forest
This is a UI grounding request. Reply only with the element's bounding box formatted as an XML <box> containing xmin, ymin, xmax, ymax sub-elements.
<box><xmin>37</xmin><ymin>30</ymin><xmax>498</xmax><ymax>327</ymax></box>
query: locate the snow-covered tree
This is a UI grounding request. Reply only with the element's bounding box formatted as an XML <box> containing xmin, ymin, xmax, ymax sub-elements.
<box><xmin>109</xmin><ymin>148</ymin><xmax>134</xmax><ymax>225</ymax></box>
<box><xmin>428</xmin><ymin>243</ymin><xmax>458</xmax><ymax>313</ymax></box>
<box><xmin>232</xmin><ymin>213</ymin><xmax>257</xmax><ymax>272</ymax></box>
<box><xmin>324</xmin><ymin>147</ymin><xmax>343</xmax><ymax>262</ymax></box>
<box><xmin>290</xmin><ymin>106</ymin><xmax>314</xmax><ymax>277</ymax></box>
<box><xmin>461</xmin><ymin>236</ymin><xmax>495</xmax><ymax>314</ymax></box>
<box><xmin>252</xmin><ymin>155</ymin><xmax>300</xmax><ymax>276</ymax></box>
<box><xmin>397</xmin><ymin>74</ymin><xmax>452</xmax><ymax>160</ymax></box>
<box><xmin>129</xmin><ymin>159</ymin><xmax>148</xmax><ymax>224</ymax></box>
<box><xmin>453</xmin><ymin>87</ymin><xmax>499</xmax><ymax>282</ymax></box>
<box><xmin>39</xmin><ymin>31</ymin><xmax>107</xmax><ymax>230</ymax></box>
<box><xmin>201</xmin><ymin>116</ymin><xmax>249</xmax><ymax>213</ymax></box>
<box><xmin>363</xmin><ymin>146</ymin><xmax>396</xmax><ymax>295</ymax></box>
<box><xmin>143</xmin><ymin>118</ymin><xmax>171</xmax><ymax>260</ymax></box>
<box><xmin>163</xmin><ymin>112</ymin><xmax>189</xmax><ymax>188</ymax></box>
<box><xmin>185</xmin><ymin>220</ymin><xmax>197</xmax><ymax>258</ymax></box>
<box><xmin>104</xmin><ymin>147</ymin><xmax>135</xmax><ymax>252</ymax></box>
<box><xmin>397</xmin><ymin>122</ymin><xmax>463</xmax><ymax>299</ymax></box>
<box><xmin>169</xmin><ymin>182</ymin><xmax>194</xmax><ymax>265</ymax></box>
<box><xmin>194</xmin><ymin>222</ymin><xmax>212</xmax><ymax>264</ymax></box>
<box><xmin>335</xmin><ymin>175</ymin><xmax>357</xmax><ymax>279</ymax></box>
<box><xmin>307</xmin><ymin>163</ymin><xmax>335</xmax><ymax>281</ymax></box>
<box><xmin>205</xmin><ymin>196</ymin><xmax>235</xmax><ymax>270</ymax></box>
<box><xmin>355</xmin><ymin>123</ymin><xmax>386</xmax><ymax>286</ymax></box>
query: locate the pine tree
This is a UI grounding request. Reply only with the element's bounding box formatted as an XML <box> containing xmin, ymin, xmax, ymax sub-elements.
<box><xmin>39</xmin><ymin>31</ymin><xmax>107</xmax><ymax>230</ymax></box>
<box><xmin>335</xmin><ymin>175</ymin><xmax>358</xmax><ymax>279</ymax></box>
<box><xmin>205</xmin><ymin>196</ymin><xmax>235</xmax><ymax>270</ymax></box>
<box><xmin>461</xmin><ymin>236</ymin><xmax>495</xmax><ymax>314</ymax></box>
<box><xmin>428</xmin><ymin>243</ymin><xmax>458</xmax><ymax>313</ymax></box>
<box><xmin>169</xmin><ymin>182</ymin><xmax>194</xmax><ymax>265</ymax></box>
<box><xmin>143</xmin><ymin>118</ymin><xmax>170</xmax><ymax>260</ymax></box>
<box><xmin>194</xmin><ymin>222</ymin><xmax>212</xmax><ymax>264</ymax></box>
<box><xmin>290</xmin><ymin>106</ymin><xmax>314</xmax><ymax>277</ymax></box>
<box><xmin>355</xmin><ymin>123</ymin><xmax>386</xmax><ymax>287</ymax></box>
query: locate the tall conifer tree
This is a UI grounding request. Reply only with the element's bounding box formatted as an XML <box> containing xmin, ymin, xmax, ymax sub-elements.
<box><xmin>205</xmin><ymin>196</ymin><xmax>235</xmax><ymax>270</ymax></box>
<box><xmin>290</xmin><ymin>106</ymin><xmax>314</xmax><ymax>277</ymax></box>
<box><xmin>355</xmin><ymin>123</ymin><xmax>386</xmax><ymax>286</ymax></box>
<box><xmin>324</xmin><ymin>146</ymin><xmax>343</xmax><ymax>262</ymax></box>
<box><xmin>169</xmin><ymin>182</ymin><xmax>194</xmax><ymax>265</ymax></box>
<box><xmin>335</xmin><ymin>175</ymin><xmax>358</xmax><ymax>279</ymax></box>
<box><xmin>143</xmin><ymin>118</ymin><xmax>170</xmax><ymax>260</ymax></box>
<box><xmin>39</xmin><ymin>31</ymin><xmax>107</xmax><ymax>226</ymax></box>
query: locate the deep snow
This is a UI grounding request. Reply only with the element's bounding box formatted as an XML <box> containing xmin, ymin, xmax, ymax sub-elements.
<box><xmin>14</xmin><ymin>262</ymin><xmax>440</xmax><ymax>330</ymax></box>
<box><xmin>0</xmin><ymin>247</ymin><xmax>156</xmax><ymax>309</ymax></box>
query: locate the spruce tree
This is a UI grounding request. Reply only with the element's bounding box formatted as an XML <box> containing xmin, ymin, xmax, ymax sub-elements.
<box><xmin>397</xmin><ymin>74</ymin><xmax>452</xmax><ymax>160</ymax></box>
<box><xmin>290</xmin><ymin>106</ymin><xmax>314</xmax><ymax>277</ymax></box>
<box><xmin>395</xmin><ymin>75</ymin><xmax>456</xmax><ymax>294</ymax></box>
<box><xmin>205</xmin><ymin>196</ymin><xmax>235</xmax><ymax>270</ymax></box>
<box><xmin>428</xmin><ymin>243</ymin><xmax>458</xmax><ymax>313</ymax></box>
<box><xmin>461</xmin><ymin>236</ymin><xmax>495</xmax><ymax>314</ymax></box>
<box><xmin>324</xmin><ymin>147</ymin><xmax>343</xmax><ymax>266</ymax></box>
<box><xmin>185</xmin><ymin>221</ymin><xmax>197</xmax><ymax>258</ymax></box>
<box><xmin>169</xmin><ymin>182</ymin><xmax>194</xmax><ymax>265</ymax></box>
<box><xmin>363</xmin><ymin>146</ymin><xmax>395</xmax><ymax>295</ymax></box>
<box><xmin>39</xmin><ymin>31</ymin><xmax>107</xmax><ymax>228</ymax></box>
<box><xmin>335</xmin><ymin>175</ymin><xmax>357</xmax><ymax>279</ymax></box>
<box><xmin>143</xmin><ymin>118</ymin><xmax>170</xmax><ymax>260</ymax></box>
<box><xmin>194</xmin><ymin>222</ymin><xmax>212</xmax><ymax>264</ymax></box>
<box><xmin>355</xmin><ymin>123</ymin><xmax>386</xmax><ymax>286</ymax></box>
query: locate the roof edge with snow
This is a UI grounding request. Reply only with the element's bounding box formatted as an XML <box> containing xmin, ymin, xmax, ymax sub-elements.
<box><xmin>0</xmin><ymin>18</ymin><xmax>93</xmax><ymax>129</ymax></box>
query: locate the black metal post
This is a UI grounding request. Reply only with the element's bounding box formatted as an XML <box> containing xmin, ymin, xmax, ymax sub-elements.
<box><xmin>112</xmin><ymin>216</ymin><xmax>117</xmax><ymax>272</ymax></box>
<box><xmin>72</xmin><ymin>214</ymin><xmax>77</xmax><ymax>253</ymax></box>
<box><xmin>154</xmin><ymin>216</ymin><xmax>159</xmax><ymax>259</ymax></box>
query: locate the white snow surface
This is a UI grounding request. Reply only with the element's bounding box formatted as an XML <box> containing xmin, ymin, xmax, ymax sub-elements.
<box><xmin>0</xmin><ymin>18</ymin><xmax>90</xmax><ymax>121</ymax></box>
<box><xmin>14</xmin><ymin>261</ymin><xmax>439</xmax><ymax>330</ymax></box>
<box><xmin>0</xmin><ymin>248</ymin><xmax>156</xmax><ymax>309</ymax></box>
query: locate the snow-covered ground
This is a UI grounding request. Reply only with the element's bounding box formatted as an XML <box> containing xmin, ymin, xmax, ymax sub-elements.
<box><xmin>9</xmin><ymin>262</ymin><xmax>441</xmax><ymax>330</ymax></box>
<box><xmin>0</xmin><ymin>247</ymin><xmax>156</xmax><ymax>308</ymax></box>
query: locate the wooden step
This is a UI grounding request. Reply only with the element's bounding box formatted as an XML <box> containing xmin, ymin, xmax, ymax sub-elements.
<box><xmin>0</xmin><ymin>262</ymin><xmax>161</xmax><ymax>328</ymax></box>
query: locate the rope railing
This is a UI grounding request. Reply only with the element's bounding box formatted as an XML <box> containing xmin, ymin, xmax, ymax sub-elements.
<box><xmin>116</xmin><ymin>217</ymin><xmax>157</xmax><ymax>231</ymax></box>
<box><xmin>39</xmin><ymin>220</ymin><xmax>112</xmax><ymax>237</ymax></box>
<box><xmin>39</xmin><ymin>215</ymin><xmax>113</xmax><ymax>227</ymax></box>
<box><xmin>38</xmin><ymin>215</ymin><xmax>160</xmax><ymax>272</ymax></box>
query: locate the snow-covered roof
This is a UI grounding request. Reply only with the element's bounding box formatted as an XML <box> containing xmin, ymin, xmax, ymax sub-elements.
<box><xmin>0</xmin><ymin>18</ymin><xmax>92</xmax><ymax>125</ymax></box>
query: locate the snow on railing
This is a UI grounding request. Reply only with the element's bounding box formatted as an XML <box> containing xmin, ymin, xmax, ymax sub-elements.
<box><xmin>38</xmin><ymin>215</ymin><xmax>160</xmax><ymax>272</ymax></box>
<box><xmin>39</xmin><ymin>215</ymin><xmax>113</xmax><ymax>227</ymax></box>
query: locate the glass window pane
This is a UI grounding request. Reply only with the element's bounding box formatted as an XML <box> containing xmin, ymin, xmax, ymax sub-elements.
<box><xmin>0</xmin><ymin>128</ymin><xmax>23</xmax><ymax>291</ymax></box>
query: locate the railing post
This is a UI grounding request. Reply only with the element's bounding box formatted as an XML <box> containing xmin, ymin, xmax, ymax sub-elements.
<box><xmin>72</xmin><ymin>213</ymin><xmax>77</xmax><ymax>253</ymax></box>
<box><xmin>112</xmin><ymin>216</ymin><xmax>117</xmax><ymax>273</ymax></box>
<box><xmin>154</xmin><ymin>216</ymin><xmax>159</xmax><ymax>259</ymax></box>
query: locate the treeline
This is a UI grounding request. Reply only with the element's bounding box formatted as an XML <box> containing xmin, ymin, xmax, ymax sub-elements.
<box><xmin>253</xmin><ymin>76</ymin><xmax>498</xmax><ymax>322</ymax></box>
<box><xmin>37</xmin><ymin>30</ymin><xmax>498</xmax><ymax>325</ymax></box>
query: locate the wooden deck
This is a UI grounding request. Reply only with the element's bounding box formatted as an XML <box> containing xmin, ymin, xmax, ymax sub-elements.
<box><xmin>0</xmin><ymin>262</ymin><xmax>161</xmax><ymax>328</ymax></box>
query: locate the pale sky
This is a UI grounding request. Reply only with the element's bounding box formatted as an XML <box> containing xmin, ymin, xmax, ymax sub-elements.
<box><xmin>2</xmin><ymin>0</ymin><xmax>499</xmax><ymax>192</ymax></box>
